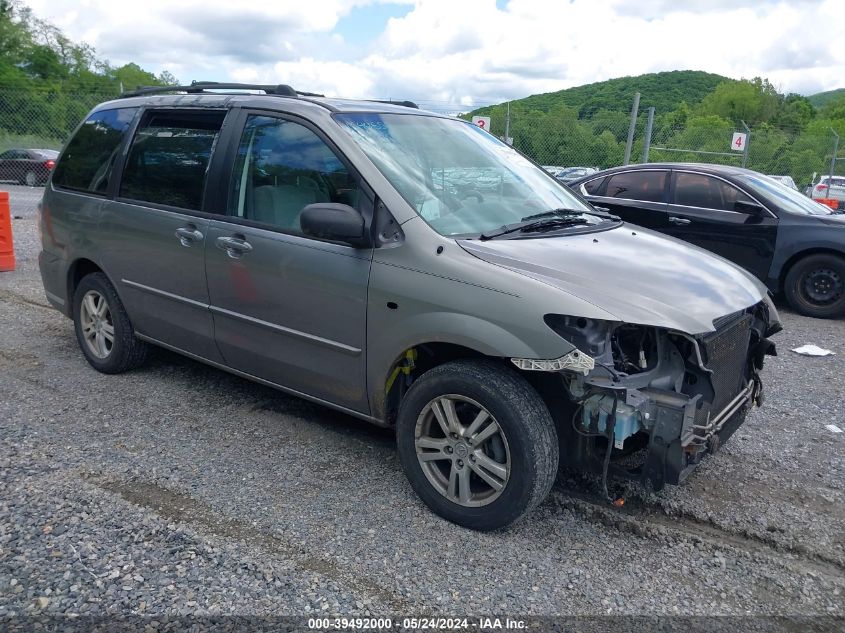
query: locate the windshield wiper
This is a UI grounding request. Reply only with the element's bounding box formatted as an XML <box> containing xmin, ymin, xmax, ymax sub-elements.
<box><xmin>520</xmin><ymin>208</ymin><xmax>585</xmax><ymax>222</ymax></box>
<box><xmin>480</xmin><ymin>214</ymin><xmax>590</xmax><ymax>240</ymax></box>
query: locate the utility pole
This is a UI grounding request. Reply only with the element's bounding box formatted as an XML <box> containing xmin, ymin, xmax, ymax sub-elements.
<box><xmin>623</xmin><ymin>92</ymin><xmax>640</xmax><ymax>165</ymax></box>
<box><xmin>641</xmin><ymin>107</ymin><xmax>655</xmax><ymax>163</ymax></box>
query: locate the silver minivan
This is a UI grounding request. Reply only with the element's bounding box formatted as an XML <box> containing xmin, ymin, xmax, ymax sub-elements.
<box><xmin>38</xmin><ymin>83</ymin><xmax>780</xmax><ymax>530</ymax></box>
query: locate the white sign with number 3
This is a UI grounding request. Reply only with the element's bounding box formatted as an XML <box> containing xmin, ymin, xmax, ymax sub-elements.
<box><xmin>731</xmin><ymin>132</ymin><xmax>747</xmax><ymax>151</ymax></box>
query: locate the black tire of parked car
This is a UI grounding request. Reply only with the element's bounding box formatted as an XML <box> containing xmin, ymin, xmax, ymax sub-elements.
<box><xmin>784</xmin><ymin>253</ymin><xmax>845</xmax><ymax>319</ymax></box>
<box><xmin>21</xmin><ymin>170</ymin><xmax>38</xmax><ymax>187</ymax></box>
<box><xmin>72</xmin><ymin>272</ymin><xmax>150</xmax><ymax>373</ymax></box>
<box><xmin>396</xmin><ymin>359</ymin><xmax>559</xmax><ymax>531</ymax></box>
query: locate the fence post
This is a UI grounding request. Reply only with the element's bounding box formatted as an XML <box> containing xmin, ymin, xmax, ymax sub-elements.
<box><xmin>830</xmin><ymin>128</ymin><xmax>840</xmax><ymax>187</ymax></box>
<box><xmin>641</xmin><ymin>107</ymin><xmax>655</xmax><ymax>163</ymax></box>
<box><xmin>504</xmin><ymin>101</ymin><xmax>511</xmax><ymax>145</ymax></box>
<box><xmin>741</xmin><ymin>120</ymin><xmax>751</xmax><ymax>168</ymax></box>
<box><xmin>623</xmin><ymin>92</ymin><xmax>640</xmax><ymax>166</ymax></box>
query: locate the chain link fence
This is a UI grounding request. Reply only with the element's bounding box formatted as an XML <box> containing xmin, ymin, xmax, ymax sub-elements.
<box><xmin>0</xmin><ymin>89</ymin><xmax>118</xmax><ymax>155</ymax></box>
<box><xmin>461</xmin><ymin>106</ymin><xmax>842</xmax><ymax>190</ymax></box>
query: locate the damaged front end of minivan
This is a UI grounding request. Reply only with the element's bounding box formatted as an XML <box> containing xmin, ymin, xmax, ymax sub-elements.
<box><xmin>512</xmin><ymin>298</ymin><xmax>781</xmax><ymax>492</ymax></box>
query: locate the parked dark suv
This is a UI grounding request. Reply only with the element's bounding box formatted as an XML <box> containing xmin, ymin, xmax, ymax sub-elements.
<box><xmin>569</xmin><ymin>163</ymin><xmax>845</xmax><ymax>319</ymax></box>
<box><xmin>39</xmin><ymin>84</ymin><xmax>779</xmax><ymax>530</ymax></box>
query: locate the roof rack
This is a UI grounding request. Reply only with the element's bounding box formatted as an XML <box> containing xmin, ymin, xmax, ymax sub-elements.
<box><xmin>120</xmin><ymin>81</ymin><xmax>325</xmax><ymax>99</ymax></box>
<box><xmin>369</xmin><ymin>99</ymin><xmax>419</xmax><ymax>109</ymax></box>
<box><xmin>119</xmin><ymin>81</ymin><xmax>420</xmax><ymax>110</ymax></box>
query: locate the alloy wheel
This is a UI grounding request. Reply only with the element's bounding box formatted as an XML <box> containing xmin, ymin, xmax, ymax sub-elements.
<box><xmin>414</xmin><ymin>394</ymin><xmax>510</xmax><ymax>507</ymax></box>
<box><xmin>79</xmin><ymin>290</ymin><xmax>114</xmax><ymax>359</ymax></box>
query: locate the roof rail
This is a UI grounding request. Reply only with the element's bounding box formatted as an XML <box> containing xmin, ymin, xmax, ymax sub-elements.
<box><xmin>368</xmin><ymin>99</ymin><xmax>419</xmax><ymax>109</ymax></box>
<box><xmin>120</xmin><ymin>81</ymin><xmax>325</xmax><ymax>99</ymax></box>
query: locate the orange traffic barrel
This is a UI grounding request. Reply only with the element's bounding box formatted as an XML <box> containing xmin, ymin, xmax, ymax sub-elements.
<box><xmin>817</xmin><ymin>198</ymin><xmax>839</xmax><ymax>210</ymax></box>
<box><xmin>0</xmin><ymin>191</ymin><xmax>15</xmax><ymax>272</ymax></box>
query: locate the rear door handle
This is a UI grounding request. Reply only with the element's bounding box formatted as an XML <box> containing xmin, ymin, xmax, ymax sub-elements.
<box><xmin>175</xmin><ymin>226</ymin><xmax>204</xmax><ymax>246</ymax></box>
<box><xmin>668</xmin><ymin>216</ymin><xmax>692</xmax><ymax>226</ymax></box>
<box><xmin>216</xmin><ymin>235</ymin><xmax>253</xmax><ymax>258</ymax></box>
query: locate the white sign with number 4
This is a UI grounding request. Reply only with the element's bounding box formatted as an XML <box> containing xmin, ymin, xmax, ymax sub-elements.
<box><xmin>472</xmin><ymin>116</ymin><xmax>491</xmax><ymax>132</ymax></box>
<box><xmin>731</xmin><ymin>132</ymin><xmax>747</xmax><ymax>152</ymax></box>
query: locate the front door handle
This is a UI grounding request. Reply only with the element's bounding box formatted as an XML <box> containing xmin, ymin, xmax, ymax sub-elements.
<box><xmin>216</xmin><ymin>235</ymin><xmax>253</xmax><ymax>258</ymax></box>
<box><xmin>175</xmin><ymin>226</ymin><xmax>204</xmax><ymax>246</ymax></box>
<box><xmin>668</xmin><ymin>216</ymin><xmax>692</xmax><ymax>226</ymax></box>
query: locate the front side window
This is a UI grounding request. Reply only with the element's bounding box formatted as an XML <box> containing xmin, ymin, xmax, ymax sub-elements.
<box><xmin>673</xmin><ymin>172</ymin><xmax>752</xmax><ymax>211</ymax></box>
<box><xmin>604</xmin><ymin>171</ymin><xmax>668</xmax><ymax>203</ymax></box>
<box><xmin>120</xmin><ymin>110</ymin><xmax>225</xmax><ymax>210</ymax></box>
<box><xmin>229</xmin><ymin>115</ymin><xmax>360</xmax><ymax>232</ymax></box>
<box><xmin>335</xmin><ymin>113</ymin><xmax>604</xmax><ymax>237</ymax></box>
<box><xmin>52</xmin><ymin>108</ymin><xmax>137</xmax><ymax>194</ymax></box>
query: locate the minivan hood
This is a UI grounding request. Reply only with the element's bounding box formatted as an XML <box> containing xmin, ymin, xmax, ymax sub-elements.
<box><xmin>458</xmin><ymin>224</ymin><xmax>767</xmax><ymax>334</ymax></box>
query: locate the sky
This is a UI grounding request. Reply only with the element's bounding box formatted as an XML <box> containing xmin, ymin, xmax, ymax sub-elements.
<box><xmin>22</xmin><ymin>0</ymin><xmax>845</xmax><ymax>111</ymax></box>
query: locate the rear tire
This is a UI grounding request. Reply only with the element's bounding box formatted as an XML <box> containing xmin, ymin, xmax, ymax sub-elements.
<box><xmin>784</xmin><ymin>254</ymin><xmax>845</xmax><ymax>319</ymax></box>
<box><xmin>396</xmin><ymin>359</ymin><xmax>558</xmax><ymax>531</ymax></box>
<box><xmin>72</xmin><ymin>272</ymin><xmax>149</xmax><ymax>373</ymax></box>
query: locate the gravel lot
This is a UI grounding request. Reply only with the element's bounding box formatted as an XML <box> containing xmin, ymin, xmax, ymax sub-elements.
<box><xmin>1</xmin><ymin>184</ymin><xmax>844</xmax><ymax>624</ymax></box>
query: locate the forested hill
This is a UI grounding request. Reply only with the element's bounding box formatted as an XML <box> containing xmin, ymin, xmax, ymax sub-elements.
<box><xmin>808</xmin><ymin>89</ymin><xmax>845</xmax><ymax>109</ymax></box>
<box><xmin>469</xmin><ymin>70</ymin><xmax>730</xmax><ymax>118</ymax></box>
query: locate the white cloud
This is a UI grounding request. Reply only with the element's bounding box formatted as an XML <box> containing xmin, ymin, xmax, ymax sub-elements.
<box><xmin>19</xmin><ymin>0</ymin><xmax>845</xmax><ymax>104</ymax></box>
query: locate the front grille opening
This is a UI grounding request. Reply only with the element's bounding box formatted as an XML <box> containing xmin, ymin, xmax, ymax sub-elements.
<box><xmin>701</xmin><ymin>314</ymin><xmax>753</xmax><ymax>413</ymax></box>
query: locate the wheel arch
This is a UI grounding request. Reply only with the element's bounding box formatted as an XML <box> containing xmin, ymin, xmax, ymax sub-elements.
<box><xmin>66</xmin><ymin>258</ymin><xmax>112</xmax><ymax>314</ymax></box>
<box><xmin>777</xmin><ymin>247</ymin><xmax>845</xmax><ymax>292</ymax></box>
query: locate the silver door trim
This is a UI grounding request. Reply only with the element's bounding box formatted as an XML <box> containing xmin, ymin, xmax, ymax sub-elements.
<box><xmin>124</xmin><ymin>278</ymin><xmax>361</xmax><ymax>356</ymax></box>
<box><xmin>122</xmin><ymin>279</ymin><xmax>209</xmax><ymax>309</ymax></box>
<box><xmin>135</xmin><ymin>333</ymin><xmax>382</xmax><ymax>425</ymax></box>
<box><xmin>209</xmin><ymin>305</ymin><xmax>362</xmax><ymax>356</ymax></box>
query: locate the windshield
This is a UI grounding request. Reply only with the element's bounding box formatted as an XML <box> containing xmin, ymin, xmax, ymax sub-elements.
<box><xmin>334</xmin><ymin>113</ymin><xmax>603</xmax><ymax>236</ymax></box>
<box><xmin>740</xmin><ymin>174</ymin><xmax>831</xmax><ymax>216</ymax></box>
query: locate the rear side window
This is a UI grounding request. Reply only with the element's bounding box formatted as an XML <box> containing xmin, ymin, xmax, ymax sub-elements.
<box><xmin>604</xmin><ymin>170</ymin><xmax>667</xmax><ymax>203</ymax></box>
<box><xmin>673</xmin><ymin>172</ymin><xmax>753</xmax><ymax>211</ymax></box>
<box><xmin>53</xmin><ymin>108</ymin><xmax>138</xmax><ymax>194</ymax></box>
<box><xmin>120</xmin><ymin>110</ymin><xmax>226</xmax><ymax>210</ymax></box>
<box><xmin>583</xmin><ymin>177</ymin><xmax>605</xmax><ymax>195</ymax></box>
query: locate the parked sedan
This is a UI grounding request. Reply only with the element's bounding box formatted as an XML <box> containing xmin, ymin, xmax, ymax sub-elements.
<box><xmin>569</xmin><ymin>163</ymin><xmax>845</xmax><ymax>318</ymax></box>
<box><xmin>0</xmin><ymin>148</ymin><xmax>59</xmax><ymax>186</ymax></box>
<box><xmin>554</xmin><ymin>166</ymin><xmax>598</xmax><ymax>184</ymax></box>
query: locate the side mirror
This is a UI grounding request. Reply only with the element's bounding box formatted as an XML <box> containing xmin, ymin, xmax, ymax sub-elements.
<box><xmin>734</xmin><ymin>200</ymin><xmax>767</xmax><ymax>215</ymax></box>
<box><xmin>300</xmin><ymin>203</ymin><xmax>368</xmax><ymax>247</ymax></box>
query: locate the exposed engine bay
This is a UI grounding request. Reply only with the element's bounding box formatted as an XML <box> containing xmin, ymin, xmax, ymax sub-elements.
<box><xmin>540</xmin><ymin>299</ymin><xmax>781</xmax><ymax>492</ymax></box>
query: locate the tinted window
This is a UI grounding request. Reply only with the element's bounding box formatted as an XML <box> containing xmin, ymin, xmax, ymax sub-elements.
<box><xmin>583</xmin><ymin>176</ymin><xmax>605</xmax><ymax>195</ymax></box>
<box><xmin>230</xmin><ymin>115</ymin><xmax>360</xmax><ymax>233</ymax></box>
<box><xmin>673</xmin><ymin>172</ymin><xmax>753</xmax><ymax>211</ymax></box>
<box><xmin>53</xmin><ymin>108</ymin><xmax>137</xmax><ymax>194</ymax></box>
<box><xmin>604</xmin><ymin>171</ymin><xmax>667</xmax><ymax>202</ymax></box>
<box><xmin>121</xmin><ymin>110</ymin><xmax>225</xmax><ymax>210</ymax></box>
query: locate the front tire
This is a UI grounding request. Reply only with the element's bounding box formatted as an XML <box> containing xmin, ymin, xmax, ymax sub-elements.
<box><xmin>72</xmin><ymin>272</ymin><xmax>149</xmax><ymax>373</ymax></box>
<box><xmin>396</xmin><ymin>359</ymin><xmax>559</xmax><ymax>531</ymax></box>
<box><xmin>784</xmin><ymin>254</ymin><xmax>845</xmax><ymax>318</ymax></box>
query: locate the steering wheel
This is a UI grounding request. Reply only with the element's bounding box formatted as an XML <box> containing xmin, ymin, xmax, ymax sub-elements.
<box><xmin>460</xmin><ymin>190</ymin><xmax>485</xmax><ymax>204</ymax></box>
